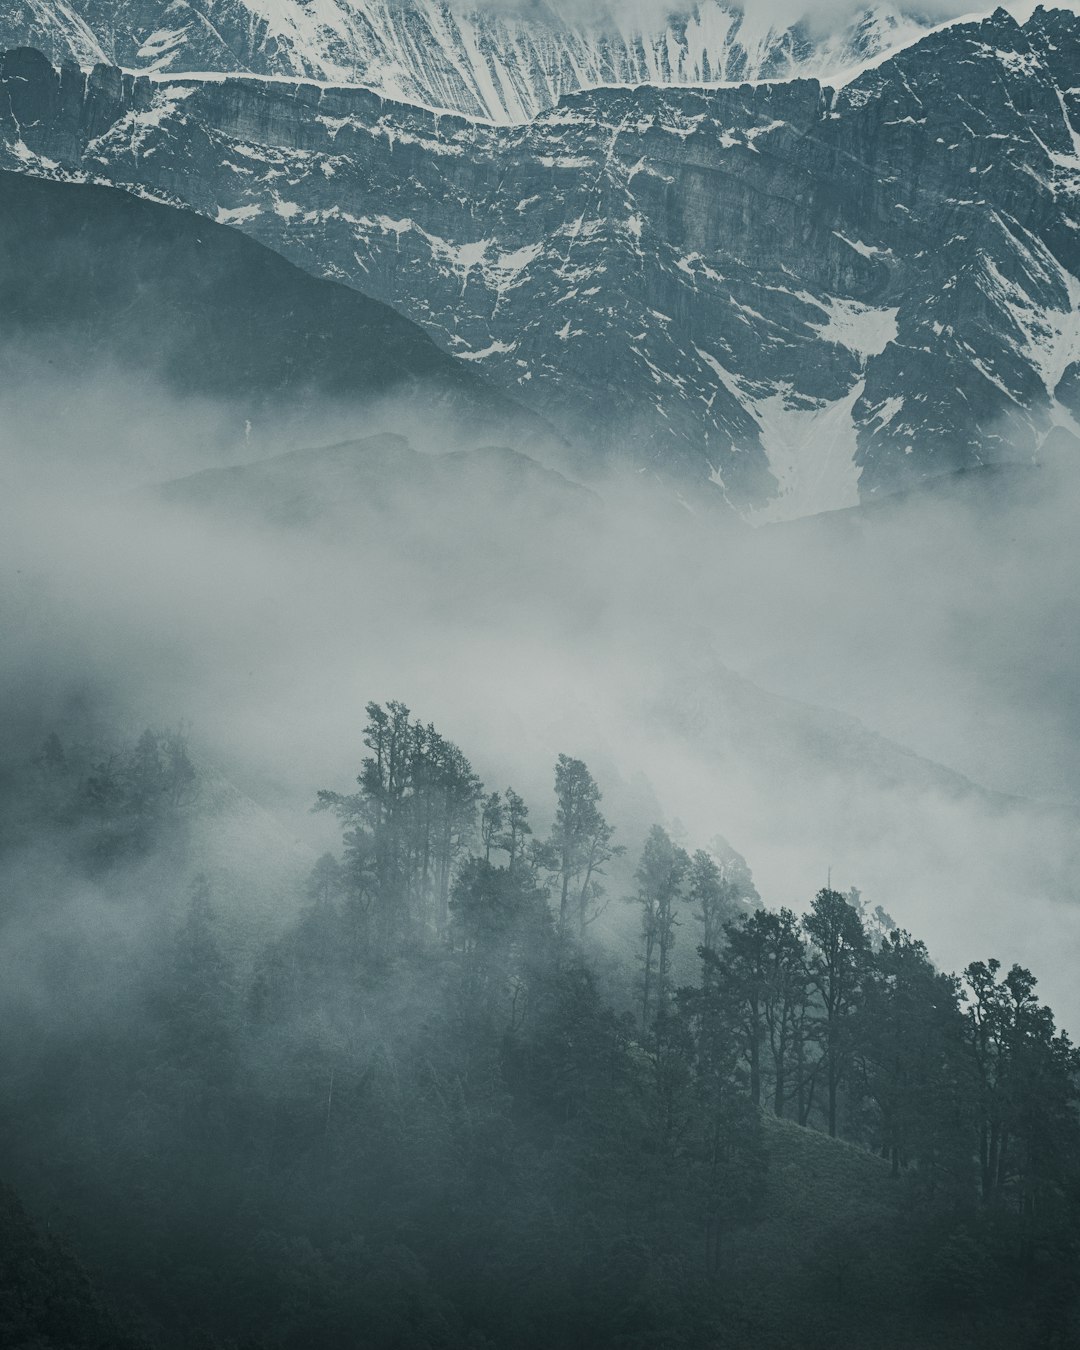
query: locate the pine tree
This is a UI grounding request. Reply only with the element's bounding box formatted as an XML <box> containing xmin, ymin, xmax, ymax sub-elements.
<box><xmin>804</xmin><ymin>888</ymin><xmax>870</xmax><ymax>1137</ymax></box>
<box><xmin>549</xmin><ymin>755</ymin><xmax>620</xmax><ymax>948</ymax></box>
<box><xmin>632</xmin><ymin>826</ymin><xmax>689</xmax><ymax>1028</ymax></box>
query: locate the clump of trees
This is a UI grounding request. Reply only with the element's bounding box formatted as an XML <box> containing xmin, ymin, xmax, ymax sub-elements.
<box><xmin>1</xmin><ymin>699</ymin><xmax>1078</xmax><ymax>1350</ymax></box>
<box><xmin>8</xmin><ymin>723</ymin><xmax>197</xmax><ymax>868</ymax></box>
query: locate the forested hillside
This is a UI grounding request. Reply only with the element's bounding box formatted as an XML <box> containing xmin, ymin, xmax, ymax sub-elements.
<box><xmin>2</xmin><ymin>702</ymin><xmax>1077</xmax><ymax>1350</ymax></box>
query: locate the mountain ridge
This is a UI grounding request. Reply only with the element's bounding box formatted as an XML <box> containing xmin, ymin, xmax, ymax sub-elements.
<box><xmin>0</xmin><ymin>1</ymin><xmax>1006</xmax><ymax>124</ymax></box>
<box><xmin>2</xmin><ymin>6</ymin><xmax>1077</xmax><ymax>515</ymax></box>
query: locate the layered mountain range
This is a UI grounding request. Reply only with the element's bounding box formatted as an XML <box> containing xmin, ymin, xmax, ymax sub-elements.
<box><xmin>1</xmin><ymin>5</ymin><xmax>1079</xmax><ymax>515</ymax></box>
<box><xmin>0</xmin><ymin>1</ymin><xmax>952</xmax><ymax>123</ymax></box>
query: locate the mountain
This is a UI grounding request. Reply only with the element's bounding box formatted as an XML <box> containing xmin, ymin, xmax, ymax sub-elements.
<box><xmin>0</xmin><ymin>1</ymin><xmax>952</xmax><ymax>124</ymax></box>
<box><xmin>155</xmin><ymin>431</ymin><xmax>600</xmax><ymax>524</ymax></box>
<box><xmin>0</xmin><ymin>166</ymin><xmax>545</xmax><ymax>454</ymax></box>
<box><xmin>2</xmin><ymin>7</ymin><xmax>1078</xmax><ymax>515</ymax></box>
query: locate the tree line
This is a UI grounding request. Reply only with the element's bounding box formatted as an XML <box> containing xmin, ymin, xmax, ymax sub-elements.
<box><xmin>307</xmin><ymin>702</ymin><xmax>1079</xmax><ymax>1215</ymax></box>
<box><xmin>1</xmin><ymin>699</ymin><xmax>1078</xmax><ymax>1350</ymax></box>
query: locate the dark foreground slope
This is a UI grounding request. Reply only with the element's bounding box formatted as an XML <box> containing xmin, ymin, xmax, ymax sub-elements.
<box><xmin>2</xmin><ymin>862</ymin><xmax>1075</xmax><ymax>1350</ymax></box>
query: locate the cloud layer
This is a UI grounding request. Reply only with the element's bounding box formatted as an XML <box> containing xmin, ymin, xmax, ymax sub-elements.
<box><xmin>4</xmin><ymin>356</ymin><xmax>1080</xmax><ymax>1030</ymax></box>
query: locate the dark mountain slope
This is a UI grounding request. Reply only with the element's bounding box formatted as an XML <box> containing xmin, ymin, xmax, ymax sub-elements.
<box><xmin>0</xmin><ymin>167</ymin><xmax>546</xmax><ymax>450</ymax></box>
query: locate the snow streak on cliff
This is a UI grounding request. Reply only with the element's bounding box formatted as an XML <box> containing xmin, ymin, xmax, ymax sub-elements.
<box><xmin>0</xmin><ymin>1</ymin><xmax>954</xmax><ymax>122</ymax></box>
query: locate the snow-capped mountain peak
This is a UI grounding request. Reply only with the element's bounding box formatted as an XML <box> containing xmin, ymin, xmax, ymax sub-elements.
<box><xmin>0</xmin><ymin>1</ymin><xmax>988</xmax><ymax>123</ymax></box>
<box><xmin>2</xmin><ymin>4</ymin><xmax>1080</xmax><ymax>521</ymax></box>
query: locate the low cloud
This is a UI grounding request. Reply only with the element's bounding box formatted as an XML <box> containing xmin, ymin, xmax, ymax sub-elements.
<box><xmin>4</xmin><ymin>359</ymin><xmax>1080</xmax><ymax>1029</ymax></box>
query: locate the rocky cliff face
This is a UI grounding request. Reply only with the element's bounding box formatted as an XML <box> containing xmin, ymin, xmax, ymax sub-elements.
<box><xmin>0</xmin><ymin>1</ymin><xmax>942</xmax><ymax>123</ymax></box>
<box><xmin>1</xmin><ymin>6</ymin><xmax>1079</xmax><ymax>515</ymax></box>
